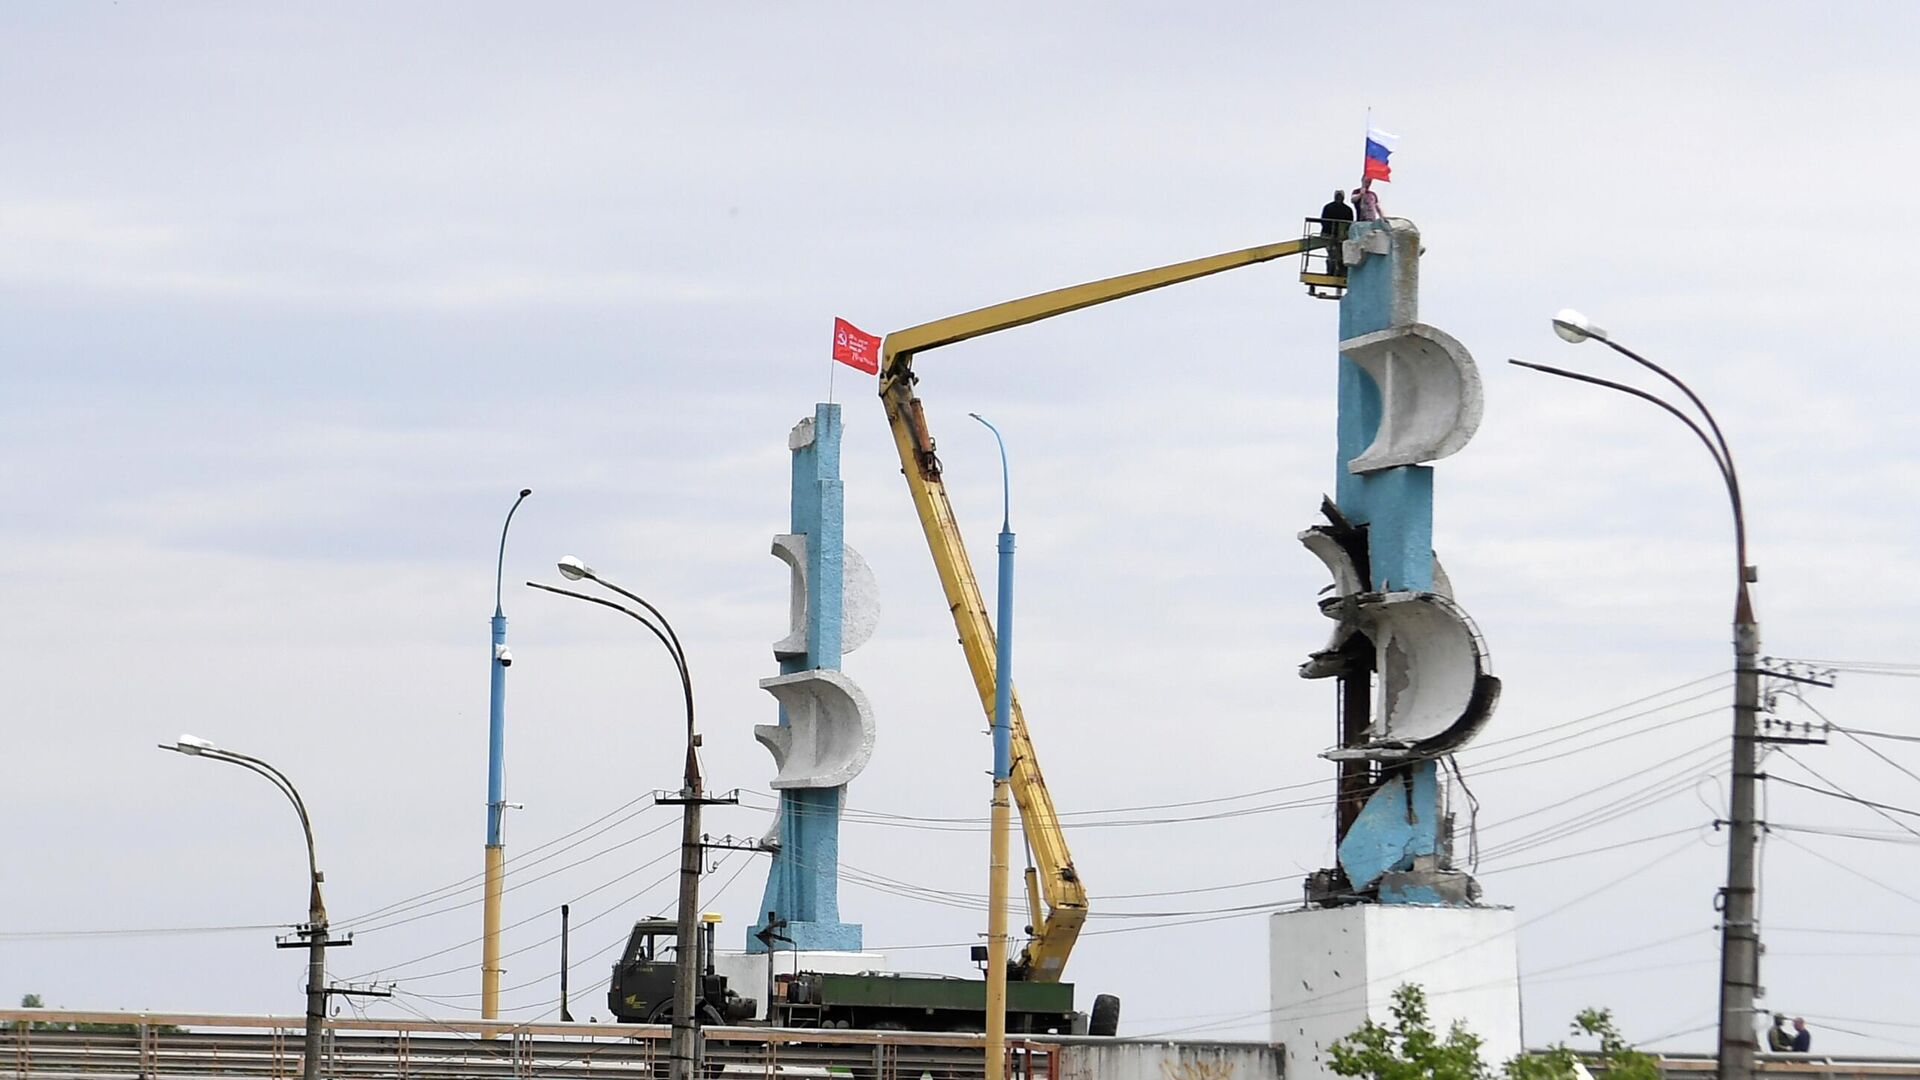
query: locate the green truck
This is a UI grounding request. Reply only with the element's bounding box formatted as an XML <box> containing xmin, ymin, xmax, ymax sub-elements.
<box><xmin>609</xmin><ymin>920</ymin><xmax>1118</xmax><ymax>1034</ymax></box>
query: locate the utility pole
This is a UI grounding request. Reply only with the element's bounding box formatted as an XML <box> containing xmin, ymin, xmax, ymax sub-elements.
<box><xmin>971</xmin><ymin>414</ymin><xmax>1015</xmax><ymax>1080</ymax></box>
<box><xmin>529</xmin><ymin>558</ymin><xmax>734</xmax><ymax>1080</ymax></box>
<box><xmin>655</xmin><ymin>752</ymin><xmax>737</xmax><ymax>1080</ymax></box>
<box><xmin>289</xmin><ymin>877</ymin><xmax>330</xmax><ymax>1080</ymax></box>
<box><xmin>656</xmin><ymin>766</ymin><xmax>738</xmax><ymax>1078</ymax></box>
<box><xmin>161</xmin><ymin>737</ymin><xmax>346</xmax><ymax>1080</ymax></box>
<box><xmin>1516</xmin><ymin>309</ymin><xmax>1764</xmax><ymax>1080</ymax></box>
<box><xmin>1722</xmin><ymin>598</ymin><xmax>1762</xmax><ymax>1080</ymax></box>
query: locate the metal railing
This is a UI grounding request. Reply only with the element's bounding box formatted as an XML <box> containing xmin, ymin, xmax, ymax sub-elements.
<box><xmin>0</xmin><ymin>1010</ymin><xmax>1059</xmax><ymax>1080</ymax></box>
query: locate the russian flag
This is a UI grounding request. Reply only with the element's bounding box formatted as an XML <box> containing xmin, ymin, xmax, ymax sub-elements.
<box><xmin>1363</xmin><ymin>126</ymin><xmax>1396</xmax><ymax>183</ymax></box>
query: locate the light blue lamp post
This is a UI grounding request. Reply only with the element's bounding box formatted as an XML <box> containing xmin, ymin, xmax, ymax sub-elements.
<box><xmin>970</xmin><ymin>414</ymin><xmax>1015</xmax><ymax>785</ymax></box>
<box><xmin>482</xmin><ymin>486</ymin><xmax>531</xmax><ymax>1020</ymax></box>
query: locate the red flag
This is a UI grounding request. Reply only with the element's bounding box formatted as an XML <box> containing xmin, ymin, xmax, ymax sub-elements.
<box><xmin>831</xmin><ymin>317</ymin><xmax>881</xmax><ymax>375</ymax></box>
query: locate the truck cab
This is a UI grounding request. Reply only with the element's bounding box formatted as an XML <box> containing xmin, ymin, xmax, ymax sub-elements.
<box><xmin>608</xmin><ymin>916</ymin><xmax>755</xmax><ymax>1025</ymax></box>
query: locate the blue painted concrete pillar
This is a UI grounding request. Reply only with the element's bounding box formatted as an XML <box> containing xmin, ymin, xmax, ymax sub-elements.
<box><xmin>487</xmin><ymin>612</ymin><xmax>508</xmax><ymax>844</ymax></box>
<box><xmin>750</xmin><ymin>403</ymin><xmax>865</xmax><ymax>952</ymax></box>
<box><xmin>1333</xmin><ymin>221</ymin><xmax>1446</xmax><ymax>900</ymax></box>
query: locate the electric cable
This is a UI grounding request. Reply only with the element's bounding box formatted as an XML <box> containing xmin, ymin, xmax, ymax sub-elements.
<box><xmin>1769</xmin><ymin>822</ymin><xmax>1920</xmax><ymax>844</ymax></box>
<box><xmin>0</xmin><ymin>922</ymin><xmax>287</xmax><ymax>942</ymax></box>
<box><xmin>742</xmin><ymin>674</ymin><xmax>1737</xmax><ymax>832</ymax></box>
<box><xmin>1127</xmin><ymin>838</ymin><xmax>1702</xmax><ymax>1040</ymax></box>
<box><xmin>348</xmin><ymin>816</ymin><xmax>678</xmax><ymax>936</ymax></box>
<box><xmin>1769</xmin><ymin>767</ymin><xmax>1920</xmax><ymax>836</ymax></box>
<box><xmin>1771</xmin><ymin>832</ymin><xmax>1920</xmax><ymax>908</ymax></box>
<box><xmin>1478</xmin><ymin>825</ymin><xmax>1705</xmax><ymax>875</ymax></box>
<box><xmin>344</xmin><ymin>843</ymin><xmax>681</xmax><ymax>983</ymax></box>
<box><xmin>335</xmin><ymin>797</ymin><xmax>657</xmax><ymax>927</ymax></box>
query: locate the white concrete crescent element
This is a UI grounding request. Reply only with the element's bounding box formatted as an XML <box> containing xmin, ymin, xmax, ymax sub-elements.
<box><xmin>1339</xmin><ymin>323</ymin><xmax>1484</xmax><ymax>474</ymax></box>
<box><xmin>770</xmin><ymin>535</ymin><xmax>881</xmax><ymax>661</ymax></box>
<box><xmin>755</xmin><ymin>668</ymin><xmax>877</xmax><ymax>789</ymax></box>
<box><xmin>840</xmin><ymin>545</ymin><xmax>879</xmax><ymax>653</ymax></box>
<box><xmin>1299</xmin><ymin>526</ymin><xmax>1365</xmax><ymax>677</ymax></box>
<box><xmin>1300</xmin><ymin>526</ymin><xmax>1366</xmax><ymax>596</ymax></box>
<box><xmin>772</xmin><ymin>534</ymin><xmax>808</xmax><ymax>659</ymax></box>
<box><xmin>1298</xmin><ymin>526</ymin><xmax>1455</xmax><ymax>680</ymax></box>
<box><xmin>1323</xmin><ymin>591</ymin><xmax>1500</xmax><ymax>761</ymax></box>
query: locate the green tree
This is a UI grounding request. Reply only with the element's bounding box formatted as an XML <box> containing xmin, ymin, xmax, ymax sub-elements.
<box><xmin>1563</xmin><ymin>1008</ymin><xmax>1661</xmax><ymax>1080</ymax></box>
<box><xmin>1328</xmin><ymin>984</ymin><xmax>1497</xmax><ymax>1080</ymax></box>
<box><xmin>1328</xmin><ymin>984</ymin><xmax>1659</xmax><ymax>1080</ymax></box>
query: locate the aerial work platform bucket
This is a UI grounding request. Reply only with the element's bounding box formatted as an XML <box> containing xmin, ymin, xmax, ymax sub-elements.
<box><xmin>1301</xmin><ymin>217</ymin><xmax>1348</xmax><ymax>299</ymax></box>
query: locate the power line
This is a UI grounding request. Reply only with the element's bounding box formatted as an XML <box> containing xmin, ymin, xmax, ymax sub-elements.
<box><xmin>741</xmin><ymin>674</ymin><xmax>1737</xmax><ymax>833</ymax></box>
<box><xmin>335</xmin><ymin>798</ymin><xmax>657</xmax><ymax>927</ymax></box>
<box><xmin>1770</xmin><ymin>822</ymin><xmax>1920</xmax><ymax>845</ymax></box>
<box><xmin>344</xmin><ymin>844</ymin><xmax>681</xmax><ymax>983</ymax></box>
<box><xmin>349</xmin><ymin>817</ymin><xmax>679</xmax><ymax>935</ymax></box>
<box><xmin>1120</xmin><ymin>838</ymin><xmax>1703</xmax><ymax>1040</ymax></box>
<box><xmin>483</xmin><ymin>852</ymin><xmax>760</xmax><ymax>1021</ymax></box>
<box><xmin>1474</xmin><ymin>743</ymin><xmax>1725</xmax><ymax>861</ymax></box>
<box><xmin>1835</xmin><ymin>727</ymin><xmax>1920</xmax><ymax>789</ymax></box>
<box><xmin>1770</xmin><ymin>926</ymin><xmax>1920</xmax><ymax>940</ymax></box>
<box><xmin>1478</xmin><ymin>826</ymin><xmax>1704</xmax><ymax>875</ymax></box>
<box><xmin>1768</xmin><ymin>774</ymin><xmax>1920</xmax><ymax>831</ymax></box>
<box><xmin>1461</xmin><ymin>670</ymin><xmax>1728</xmax><ymax>752</ymax></box>
<box><xmin>1768</xmin><ymin>656</ymin><xmax>1920</xmax><ymax>675</ymax></box>
<box><xmin>0</xmin><ymin>922</ymin><xmax>286</xmax><ymax>942</ymax></box>
<box><xmin>741</xmin><ymin>708</ymin><xmax>1722</xmax><ymax>838</ymax></box>
<box><xmin>1830</xmin><ymin>725</ymin><xmax>1920</xmax><ymax>746</ymax></box>
<box><xmin>1770</xmin><ymin>832</ymin><xmax>1920</xmax><ymax>908</ymax></box>
<box><xmin>1458</xmin><ymin>689</ymin><xmax>1728</xmax><ymax>768</ymax></box>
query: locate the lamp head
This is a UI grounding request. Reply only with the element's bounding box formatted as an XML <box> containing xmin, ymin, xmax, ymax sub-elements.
<box><xmin>557</xmin><ymin>555</ymin><xmax>594</xmax><ymax>582</ymax></box>
<box><xmin>173</xmin><ymin>734</ymin><xmax>217</xmax><ymax>756</ymax></box>
<box><xmin>1552</xmin><ymin>308</ymin><xmax>1608</xmax><ymax>344</ymax></box>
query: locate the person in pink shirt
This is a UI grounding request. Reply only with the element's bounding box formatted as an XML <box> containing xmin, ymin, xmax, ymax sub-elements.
<box><xmin>1352</xmin><ymin>182</ymin><xmax>1383</xmax><ymax>221</ymax></box>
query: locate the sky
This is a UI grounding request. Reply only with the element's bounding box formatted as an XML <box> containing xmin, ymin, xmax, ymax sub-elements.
<box><xmin>4</xmin><ymin>0</ymin><xmax>1919</xmax><ymax>1060</ymax></box>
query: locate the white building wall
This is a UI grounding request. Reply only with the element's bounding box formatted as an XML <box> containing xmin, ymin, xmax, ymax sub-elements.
<box><xmin>1271</xmin><ymin>905</ymin><xmax>1520</xmax><ymax>1080</ymax></box>
<box><xmin>1051</xmin><ymin>1041</ymin><xmax>1282</xmax><ymax>1080</ymax></box>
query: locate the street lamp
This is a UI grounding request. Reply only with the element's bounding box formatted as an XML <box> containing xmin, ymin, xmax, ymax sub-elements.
<box><xmin>529</xmin><ymin>560</ymin><xmax>721</xmax><ymax>1080</ymax></box>
<box><xmin>1511</xmin><ymin>313</ymin><xmax>1760</xmax><ymax>1080</ymax></box>
<box><xmin>159</xmin><ymin>736</ymin><xmax>331</xmax><ymax>1080</ymax></box>
<box><xmin>483</xmin><ymin>487</ymin><xmax>532</xmax><ymax>1022</ymax></box>
<box><xmin>969</xmin><ymin>413</ymin><xmax>1016</xmax><ymax>1080</ymax></box>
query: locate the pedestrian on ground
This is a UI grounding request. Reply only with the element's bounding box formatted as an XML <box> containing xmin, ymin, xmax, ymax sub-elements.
<box><xmin>1766</xmin><ymin>1014</ymin><xmax>1792</xmax><ymax>1051</ymax></box>
<box><xmin>1792</xmin><ymin>1018</ymin><xmax>1811</xmax><ymax>1052</ymax></box>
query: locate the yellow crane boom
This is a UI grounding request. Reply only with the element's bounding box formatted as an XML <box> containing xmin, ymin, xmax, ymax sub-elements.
<box><xmin>878</xmin><ymin>236</ymin><xmax>1316</xmax><ymax>981</ymax></box>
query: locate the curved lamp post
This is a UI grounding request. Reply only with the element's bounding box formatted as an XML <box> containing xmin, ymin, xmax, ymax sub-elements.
<box><xmin>1513</xmin><ymin>312</ymin><xmax>1759</xmax><ymax>1080</ymax></box>
<box><xmin>969</xmin><ymin>413</ymin><xmax>1016</xmax><ymax>1080</ymax></box>
<box><xmin>482</xmin><ymin>487</ymin><xmax>532</xmax><ymax>1022</ymax></box>
<box><xmin>529</xmin><ymin>560</ymin><xmax>710</xmax><ymax>1080</ymax></box>
<box><xmin>160</xmin><ymin>736</ymin><xmax>329</xmax><ymax>1080</ymax></box>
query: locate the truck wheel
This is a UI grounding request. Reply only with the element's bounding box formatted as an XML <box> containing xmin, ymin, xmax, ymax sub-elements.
<box><xmin>1089</xmin><ymin>994</ymin><xmax>1121</xmax><ymax>1037</ymax></box>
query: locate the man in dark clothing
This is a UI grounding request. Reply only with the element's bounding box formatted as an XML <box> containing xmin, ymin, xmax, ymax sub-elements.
<box><xmin>1767</xmin><ymin>1015</ymin><xmax>1792</xmax><ymax>1051</ymax></box>
<box><xmin>1792</xmin><ymin>1018</ymin><xmax>1811</xmax><ymax>1052</ymax></box>
<box><xmin>1318</xmin><ymin>189</ymin><xmax>1354</xmax><ymax>276</ymax></box>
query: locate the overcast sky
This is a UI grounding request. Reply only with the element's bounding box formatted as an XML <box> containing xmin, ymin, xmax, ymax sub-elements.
<box><xmin>4</xmin><ymin>1</ymin><xmax>1919</xmax><ymax>1059</ymax></box>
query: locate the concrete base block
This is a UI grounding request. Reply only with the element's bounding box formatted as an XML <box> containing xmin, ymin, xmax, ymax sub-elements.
<box><xmin>1270</xmin><ymin>904</ymin><xmax>1520</xmax><ymax>1080</ymax></box>
<box><xmin>711</xmin><ymin>949</ymin><xmax>890</xmax><ymax>1021</ymax></box>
